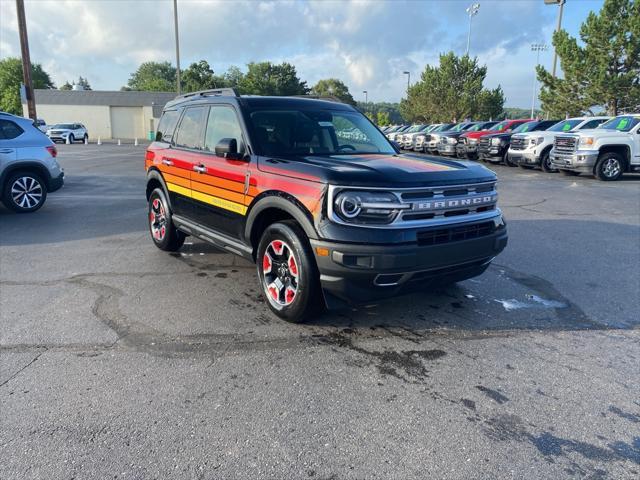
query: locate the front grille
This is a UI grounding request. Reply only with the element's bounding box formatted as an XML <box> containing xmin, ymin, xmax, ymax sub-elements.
<box><xmin>416</xmin><ymin>221</ymin><xmax>496</xmax><ymax>246</ymax></box>
<box><xmin>399</xmin><ymin>181</ymin><xmax>498</xmax><ymax>223</ymax></box>
<box><xmin>478</xmin><ymin>137</ymin><xmax>491</xmax><ymax>152</ymax></box>
<box><xmin>554</xmin><ymin>136</ymin><xmax>577</xmax><ymax>154</ymax></box>
<box><xmin>510</xmin><ymin>136</ymin><xmax>526</xmax><ymax>150</ymax></box>
<box><xmin>424</xmin><ymin>134</ymin><xmax>431</xmax><ymax>142</ymax></box>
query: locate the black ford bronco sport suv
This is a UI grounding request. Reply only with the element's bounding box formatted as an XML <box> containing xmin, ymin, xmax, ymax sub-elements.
<box><xmin>145</xmin><ymin>89</ymin><xmax>508</xmax><ymax>322</ymax></box>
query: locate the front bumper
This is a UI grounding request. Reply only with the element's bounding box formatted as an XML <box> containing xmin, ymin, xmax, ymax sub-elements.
<box><xmin>509</xmin><ymin>150</ymin><xmax>538</xmax><ymax>166</ymax></box>
<box><xmin>479</xmin><ymin>145</ymin><xmax>507</xmax><ymax>162</ymax></box>
<box><xmin>311</xmin><ymin>219</ymin><xmax>508</xmax><ymax>304</ymax></box>
<box><xmin>438</xmin><ymin>144</ymin><xmax>457</xmax><ymax>155</ymax></box>
<box><xmin>550</xmin><ymin>150</ymin><xmax>599</xmax><ymax>173</ymax></box>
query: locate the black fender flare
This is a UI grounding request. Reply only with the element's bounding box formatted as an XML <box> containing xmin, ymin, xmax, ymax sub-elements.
<box><xmin>244</xmin><ymin>192</ymin><xmax>319</xmax><ymax>244</ymax></box>
<box><xmin>145</xmin><ymin>168</ymin><xmax>172</xmax><ymax>208</ymax></box>
<box><xmin>0</xmin><ymin>161</ymin><xmax>53</xmax><ymax>192</ymax></box>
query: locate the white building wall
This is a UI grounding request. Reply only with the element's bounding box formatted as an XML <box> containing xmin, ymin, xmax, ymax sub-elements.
<box><xmin>24</xmin><ymin>104</ymin><xmax>112</xmax><ymax>140</ymax></box>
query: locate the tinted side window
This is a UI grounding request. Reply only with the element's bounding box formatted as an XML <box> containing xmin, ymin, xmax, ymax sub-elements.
<box><xmin>156</xmin><ymin>110</ymin><xmax>179</xmax><ymax>142</ymax></box>
<box><xmin>204</xmin><ymin>106</ymin><xmax>245</xmax><ymax>153</ymax></box>
<box><xmin>580</xmin><ymin>119</ymin><xmax>606</xmax><ymax>129</ymax></box>
<box><xmin>0</xmin><ymin>120</ymin><xmax>24</xmax><ymax>140</ymax></box>
<box><xmin>174</xmin><ymin>107</ymin><xmax>206</xmax><ymax>149</ymax></box>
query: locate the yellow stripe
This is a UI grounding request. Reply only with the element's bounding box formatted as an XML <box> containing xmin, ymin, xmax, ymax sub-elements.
<box><xmin>166</xmin><ymin>182</ymin><xmax>247</xmax><ymax>215</ymax></box>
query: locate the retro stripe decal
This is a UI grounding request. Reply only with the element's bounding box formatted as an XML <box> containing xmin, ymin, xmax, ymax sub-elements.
<box><xmin>166</xmin><ymin>182</ymin><xmax>248</xmax><ymax>215</ymax></box>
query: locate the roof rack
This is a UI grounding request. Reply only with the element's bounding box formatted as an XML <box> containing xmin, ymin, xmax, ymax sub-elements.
<box><xmin>175</xmin><ymin>88</ymin><xmax>240</xmax><ymax>100</ymax></box>
<box><xmin>292</xmin><ymin>95</ymin><xmax>344</xmax><ymax>104</ymax></box>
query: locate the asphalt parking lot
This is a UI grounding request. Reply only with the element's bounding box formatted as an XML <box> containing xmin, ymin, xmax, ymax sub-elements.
<box><xmin>1</xmin><ymin>143</ymin><xmax>639</xmax><ymax>479</ymax></box>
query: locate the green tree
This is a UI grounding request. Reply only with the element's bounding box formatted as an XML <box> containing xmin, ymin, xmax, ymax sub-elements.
<box><xmin>76</xmin><ymin>76</ymin><xmax>92</xmax><ymax>90</ymax></box>
<box><xmin>537</xmin><ymin>0</ymin><xmax>640</xmax><ymax>116</ymax></box>
<box><xmin>376</xmin><ymin>110</ymin><xmax>391</xmax><ymax>126</ymax></box>
<box><xmin>403</xmin><ymin>53</ymin><xmax>499</xmax><ymax>123</ymax></box>
<box><xmin>477</xmin><ymin>86</ymin><xmax>505</xmax><ymax>120</ymax></box>
<box><xmin>357</xmin><ymin>101</ymin><xmax>403</xmax><ymax>124</ymax></box>
<box><xmin>310</xmin><ymin>78</ymin><xmax>356</xmax><ymax>105</ymax></box>
<box><xmin>239</xmin><ymin>62</ymin><xmax>308</xmax><ymax>96</ymax></box>
<box><xmin>0</xmin><ymin>57</ymin><xmax>55</xmax><ymax>115</ymax></box>
<box><xmin>59</xmin><ymin>81</ymin><xmax>73</xmax><ymax>91</ymax></box>
<box><xmin>182</xmin><ymin>60</ymin><xmax>217</xmax><ymax>92</ymax></box>
<box><xmin>126</xmin><ymin>61</ymin><xmax>176</xmax><ymax>91</ymax></box>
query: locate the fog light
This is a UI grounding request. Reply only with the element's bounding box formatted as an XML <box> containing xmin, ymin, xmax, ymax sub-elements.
<box><xmin>374</xmin><ymin>274</ymin><xmax>403</xmax><ymax>286</ymax></box>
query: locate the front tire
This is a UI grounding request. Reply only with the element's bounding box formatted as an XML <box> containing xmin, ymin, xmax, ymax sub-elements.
<box><xmin>504</xmin><ymin>151</ymin><xmax>517</xmax><ymax>167</ymax></box>
<box><xmin>257</xmin><ymin>221</ymin><xmax>322</xmax><ymax>323</ymax></box>
<box><xmin>148</xmin><ymin>188</ymin><xmax>185</xmax><ymax>251</ymax></box>
<box><xmin>2</xmin><ymin>171</ymin><xmax>47</xmax><ymax>213</ymax></box>
<box><xmin>68</xmin><ymin>134</ymin><xmax>75</xmax><ymax>144</ymax></box>
<box><xmin>594</xmin><ymin>153</ymin><xmax>624</xmax><ymax>181</ymax></box>
<box><xmin>540</xmin><ymin>150</ymin><xmax>556</xmax><ymax>173</ymax></box>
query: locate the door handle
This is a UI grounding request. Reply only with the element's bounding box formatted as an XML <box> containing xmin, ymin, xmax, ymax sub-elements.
<box><xmin>162</xmin><ymin>158</ymin><xmax>174</xmax><ymax>166</ymax></box>
<box><xmin>193</xmin><ymin>164</ymin><xmax>206</xmax><ymax>173</ymax></box>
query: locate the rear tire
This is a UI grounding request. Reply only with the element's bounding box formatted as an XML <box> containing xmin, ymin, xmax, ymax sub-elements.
<box><xmin>257</xmin><ymin>221</ymin><xmax>323</xmax><ymax>323</ymax></box>
<box><xmin>2</xmin><ymin>171</ymin><xmax>47</xmax><ymax>213</ymax></box>
<box><xmin>594</xmin><ymin>152</ymin><xmax>624</xmax><ymax>181</ymax></box>
<box><xmin>148</xmin><ymin>188</ymin><xmax>185</xmax><ymax>251</ymax></box>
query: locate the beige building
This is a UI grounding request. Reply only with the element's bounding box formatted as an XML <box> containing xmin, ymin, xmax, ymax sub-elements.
<box><xmin>23</xmin><ymin>90</ymin><xmax>176</xmax><ymax>140</ymax></box>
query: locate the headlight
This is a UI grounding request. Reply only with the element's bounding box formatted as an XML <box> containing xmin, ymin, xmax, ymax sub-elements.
<box><xmin>579</xmin><ymin>137</ymin><xmax>594</xmax><ymax>147</ymax></box>
<box><xmin>447</xmin><ymin>137</ymin><xmax>457</xmax><ymax>144</ymax></box>
<box><xmin>333</xmin><ymin>190</ymin><xmax>408</xmax><ymax>224</ymax></box>
<box><xmin>491</xmin><ymin>137</ymin><xmax>502</xmax><ymax>146</ymax></box>
<box><xmin>529</xmin><ymin>137</ymin><xmax>544</xmax><ymax>146</ymax></box>
<box><xmin>469</xmin><ymin>138</ymin><xmax>478</xmax><ymax>144</ymax></box>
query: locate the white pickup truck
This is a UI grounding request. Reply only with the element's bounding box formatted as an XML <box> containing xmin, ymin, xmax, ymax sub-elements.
<box><xmin>550</xmin><ymin>115</ymin><xmax>640</xmax><ymax>181</ymax></box>
<box><xmin>508</xmin><ymin>116</ymin><xmax>609</xmax><ymax>172</ymax></box>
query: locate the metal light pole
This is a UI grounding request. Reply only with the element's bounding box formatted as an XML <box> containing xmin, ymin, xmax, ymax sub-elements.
<box><xmin>465</xmin><ymin>3</ymin><xmax>480</xmax><ymax>56</ymax></box>
<box><xmin>363</xmin><ymin>90</ymin><xmax>368</xmax><ymax>105</ymax></box>
<box><xmin>545</xmin><ymin>0</ymin><xmax>566</xmax><ymax>78</ymax></box>
<box><xmin>403</xmin><ymin>71</ymin><xmax>410</xmax><ymax>94</ymax></box>
<box><xmin>15</xmin><ymin>0</ymin><xmax>36</xmax><ymax>120</ymax></box>
<box><xmin>173</xmin><ymin>0</ymin><xmax>181</xmax><ymax>94</ymax></box>
<box><xmin>531</xmin><ymin>43</ymin><xmax>548</xmax><ymax>118</ymax></box>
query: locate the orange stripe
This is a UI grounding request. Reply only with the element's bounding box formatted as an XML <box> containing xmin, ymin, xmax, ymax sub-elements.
<box><xmin>163</xmin><ymin>172</ymin><xmax>190</xmax><ymax>189</ymax></box>
<box><xmin>159</xmin><ymin>165</ymin><xmax>190</xmax><ymax>178</ymax></box>
<box><xmin>191</xmin><ymin>180</ymin><xmax>246</xmax><ymax>205</ymax></box>
<box><xmin>193</xmin><ymin>173</ymin><xmax>245</xmax><ymax>194</ymax></box>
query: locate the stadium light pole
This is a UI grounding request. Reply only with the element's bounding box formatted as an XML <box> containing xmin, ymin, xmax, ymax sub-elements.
<box><xmin>363</xmin><ymin>90</ymin><xmax>368</xmax><ymax>105</ymax></box>
<box><xmin>173</xmin><ymin>0</ymin><xmax>181</xmax><ymax>94</ymax></box>
<box><xmin>403</xmin><ymin>71</ymin><xmax>410</xmax><ymax>94</ymax></box>
<box><xmin>544</xmin><ymin>0</ymin><xmax>566</xmax><ymax>78</ymax></box>
<box><xmin>530</xmin><ymin>43</ymin><xmax>548</xmax><ymax>118</ymax></box>
<box><xmin>465</xmin><ymin>3</ymin><xmax>480</xmax><ymax>56</ymax></box>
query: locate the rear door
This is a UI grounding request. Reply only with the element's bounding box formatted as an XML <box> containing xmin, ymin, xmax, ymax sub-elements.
<box><xmin>190</xmin><ymin>104</ymin><xmax>249</xmax><ymax>238</ymax></box>
<box><xmin>0</xmin><ymin>119</ymin><xmax>21</xmax><ymax>166</ymax></box>
<box><xmin>163</xmin><ymin>106</ymin><xmax>207</xmax><ymax>218</ymax></box>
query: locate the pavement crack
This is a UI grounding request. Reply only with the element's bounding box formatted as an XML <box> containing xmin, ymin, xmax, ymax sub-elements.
<box><xmin>0</xmin><ymin>348</ymin><xmax>47</xmax><ymax>388</ymax></box>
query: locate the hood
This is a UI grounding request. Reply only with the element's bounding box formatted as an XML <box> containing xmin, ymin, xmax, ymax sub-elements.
<box><xmin>257</xmin><ymin>153</ymin><xmax>496</xmax><ymax>188</ymax></box>
<box><xmin>440</xmin><ymin>131</ymin><xmax>465</xmax><ymax>139</ymax></box>
<box><xmin>462</xmin><ymin>129</ymin><xmax>499</xmax><ymax>139</ymax></box>
<box><xmin>488</xmin><ymin>132</ymin><xmax>513</xmax><ymax>140</ymax></box>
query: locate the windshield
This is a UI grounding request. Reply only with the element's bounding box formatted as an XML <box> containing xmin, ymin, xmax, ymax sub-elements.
<box><xmin>490</xmin><ymin>121</ymin><xmax>509</xmax><ymax>131</ymax></box>
<box><xmin>599</xmin><ymin>116</ymin><xmax>640</xmax><ymax>132</ymax></box>
<box><xmin>53</xmin><ymin>124</ymin><xmax>74</xmax><ymax>129</ymax></box>
<box><xmin>450</xmin><ymin>123</ymin><xmax>468</xmax><ymax>132</ymax></box>
<box><xmin>434</xmin><ymin>123</ymin><xmax>455</xmax><ymax>132</ymax></box>
<box><xmin>548</xmin><ymin>119</ymin><xmax>582</xmax><ymax>132</ymax></box>
<box><xmin>512</xmin><ymin>121</ymin><xmax>539</xmax><ymax>133</ymax></box>
<box><xmin>247</xmin><ymin>108</ymin><xmax>396</xmax><ymax>156</ymax></box>
<box><xmin>469</xmin><ymin>122</ymin><xmax>495</xmax><ymax>132</ymax></box>
<box><xmin>406</xmin><ymin>125</ymin><xmax>423</xmax><ymax>133</ymax></box>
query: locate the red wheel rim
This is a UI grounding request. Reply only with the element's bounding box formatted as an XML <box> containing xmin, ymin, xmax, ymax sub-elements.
<box><xmin>150</xmin><ymin>197</ymin><xmax>167</xmax><ymax>241</ymax></box>
<box><xmin>262</xmin><ymin>240</ymin><xmax>300</xmax><ymax>307</ymax></box>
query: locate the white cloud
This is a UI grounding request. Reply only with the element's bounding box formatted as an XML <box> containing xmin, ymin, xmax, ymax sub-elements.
<box><xmin>0</xmin><ymin>0</ymin><xmax>566</xmax><ymax>106</ymax></box>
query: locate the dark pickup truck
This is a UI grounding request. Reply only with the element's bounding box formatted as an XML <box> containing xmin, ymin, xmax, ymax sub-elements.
<box><xmin>145</xmin><ymin>89</ymin><xmax>508</xmax><ymax>322</ymax></box>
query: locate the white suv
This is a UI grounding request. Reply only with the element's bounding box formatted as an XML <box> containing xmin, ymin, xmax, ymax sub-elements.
<box><xmin>46</xmin><ymin>123</ymin><xmax>88</xmax><ymax>144</ymax></box>
<box><xmin>508</xmin><ymin>116</ymin><xmax>609</xmax><ymax>172</ymax></box>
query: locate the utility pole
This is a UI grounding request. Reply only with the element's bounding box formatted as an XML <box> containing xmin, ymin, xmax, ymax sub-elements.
<box><xmin>173</xmin><ymin>0</ymin><xmax>181</xmax><ymax>94</ymax></box>
<box><xmin>531</xmin><ymin>43</ymin><xmax>548</xmax><ymax>118</ymax></box>
<box><xmin>545</xmin><ymin>0</ymin><xmax>566</xmax><ymax>78</ymax></box>
<box><xmin>403</xmin><ymin>71</ymin><xmax>410</xmax><ymax>94</ymax></box>
<box><xmin>465</xmin><ymin>3</ymin><xmax>480</xmax><ymax>56</ymax></box>
<box><xmin>16</xmin><ymin>0</ymin><xmax>36</xmax><ymax>120</ymax></box>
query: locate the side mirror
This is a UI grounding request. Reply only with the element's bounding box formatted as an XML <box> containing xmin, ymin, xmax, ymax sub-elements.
<box><xmin>215</xmin><ymin>138</ymin><xmax>243</xmax><ymax>160</ymax></box>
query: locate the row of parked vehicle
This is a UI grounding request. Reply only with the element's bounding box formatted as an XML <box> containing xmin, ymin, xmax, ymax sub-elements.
<box><xmin>382</xmin><ymin>114</ymin><xmax>640</xmax><ymax>181</ymax></box>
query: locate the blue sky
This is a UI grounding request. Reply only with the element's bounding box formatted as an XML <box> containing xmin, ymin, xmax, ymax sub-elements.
<box><xmin>0</xmin><ymin>0</ymin><xmax>604</xmax><ymax>107</ymax></box>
